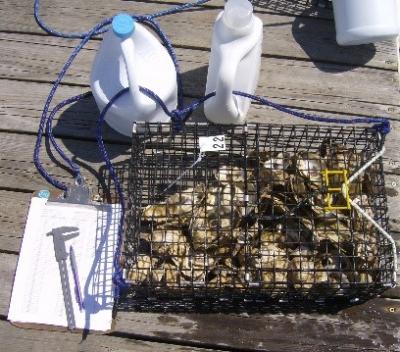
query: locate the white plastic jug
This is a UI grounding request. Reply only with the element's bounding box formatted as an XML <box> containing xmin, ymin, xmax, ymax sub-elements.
<box><xmin>332</xmin><ymin>0</ymin><xmax>400</xmax><ymax>46</ymax></box>
<box><xmin>91</xmin><ymin>14</ymin><xmax>178</xmax><ymax>136</ymax></box>
<box><xmin>204</xmin><ymin>0</ymin><xmax>263</xmax><ymax>124</ymax></box>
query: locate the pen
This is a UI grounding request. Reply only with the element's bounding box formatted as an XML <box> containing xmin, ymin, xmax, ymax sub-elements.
<box><xmin>69</xmin><ymin>246</ymin><xmax>84</xmax><ymax>311</ymax></box>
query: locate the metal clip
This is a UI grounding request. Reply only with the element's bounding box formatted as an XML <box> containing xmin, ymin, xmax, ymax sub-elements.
<box><xmin>55</xmin><ymin>185</ymin><xmax>91</xmax><ymax>205</ymax></box>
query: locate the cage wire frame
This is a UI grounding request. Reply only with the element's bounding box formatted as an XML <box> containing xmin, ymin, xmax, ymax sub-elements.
<box><xmin>121</xmin><ymin>122</ymin><xmax>395</xmax><ymax>305</ymax></box>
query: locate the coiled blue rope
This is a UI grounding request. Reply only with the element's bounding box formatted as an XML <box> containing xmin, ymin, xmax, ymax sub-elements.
<box><xmin>34</xmin><ymin>0</ymin><xmax>391</xmax><ymax>296</ymax></box>
<box><xmin>33</xmin><ymin>17</ymin><xmax>113</xmax><ymax>191</ymax></box>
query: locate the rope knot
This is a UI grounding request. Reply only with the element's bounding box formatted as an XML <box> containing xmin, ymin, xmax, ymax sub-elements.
<box><xmin>374</xmin><ymin>120</ymin><xmax>391</xmax><ymax>135</ymax></box>
<box><xmin>170</xmin><ymin>109</ymin><xmax>188</xmax><ymax>132</ymax></box>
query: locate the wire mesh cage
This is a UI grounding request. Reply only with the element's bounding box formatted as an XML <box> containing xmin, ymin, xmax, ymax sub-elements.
<box><xmin>121</xmin><ymin>122</ymin><xmax>395</xmax><ymax>306</ymax></box>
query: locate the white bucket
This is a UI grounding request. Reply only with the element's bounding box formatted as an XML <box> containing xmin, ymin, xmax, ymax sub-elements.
<box><xmin>332</xmin><ymin>0</ymin><xmax>400</xmax><ymax>46</ymax></box>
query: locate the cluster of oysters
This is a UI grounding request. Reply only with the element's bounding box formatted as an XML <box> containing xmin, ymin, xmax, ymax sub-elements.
<box><xmin>126</xmin><ymin>143</ymin><xmax>383</xmax><ymax>294</ymax></box>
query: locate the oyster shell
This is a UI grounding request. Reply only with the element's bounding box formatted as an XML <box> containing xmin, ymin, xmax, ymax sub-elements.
<box><xmin>362</xmin><ymin>164</ymin><xmax>382</xmax><ymax>195</ymax></box>
<box><xmin>216</xmin><ymin>165</ymin><xmax>246</xmax><ymax>184</ymax></box>
<box><xmin>151</xmin><ymin>263</ymin><xmax>180</xmax><ymax>286</ymax></box>
<box><xmin>260</xmin><ymin>230</ymin><xmax>286</xmax><ymax>248</ymax></box>
<box><xmin>351</xmin><ymin>195</ymin><xmax>374</xmax><ymax>233</ymax></box>
<box><xmin>259</xmin><ymin>152</ymin><xmax>291</xmax><ymax>187</ymax></box>
<box><xmin>140</xmin><ymin>229</ymin><xmax>189</xmax><ymax>256</ymax></box>
<box><xmin>314</xmin><ymin>215</ymin><xmax>351</xmax><ymax>244</ymax></box>
<box><xmin>208</xmin><ymin>268</ymin><xmax>246</xmax><ymax>289</ymax></box>
<box><xmin>125</xmin><ymin>254</ymin><xmax>157</xmax><ymax>283</ymax></box>
<box><xmin>287</xmin><ymin>173</ymin><xmax>308</xmax><ymax>202</ymax></box>
<box><xmin>295</xmin><ymin>152</ymin><xmax>325</xmax><ymax>185</ymax></box>
<box><xmin>353</xmin><ymin>232</ymin><xmax>379</xmax><ymax>267</ymax></box>
<box><xmin>257</xmin><ymin>244</ymin><xmax>289</xmax><ymax>289</ymax></box>
<box><xmin>142</xmin><ymin>186</ymin><xmax>205</xmax><ymax>223</ymax></box>
<box><xmin>180</xmin><ymin>254</ymin><xmax>216</xmax><ymax>284</ymax></box>
<box><xmin>288</xmin><ymin>248</ymin><xmax>316</xmax><ymax>290</ymax></box>
<box><xmin>327</xmin><ymin>145</ymin><xmax>360</xmax><ymax>171</ymax></box>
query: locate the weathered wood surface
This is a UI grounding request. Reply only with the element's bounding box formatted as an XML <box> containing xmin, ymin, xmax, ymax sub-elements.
<box><xmin>1</xmin><ymin>33</ymin><xmax>398</xmax><ymax>119</ymax></box>
<box><xmin>1</xmin><ymin>0</ymin><xmax>400</xmax><ymax>350</ymax></box>
<box><xmin>0</xmin><ymin>320</ymin><xmax>220</xmax><ymax>352</ymax></box>
<box><xmin>1</xmin><ymin>0</ymin><xmax>397</xmax><ymax>70</ymax></box>
<box><xmin>1</xmin><ymin>252</ymin><xmax>400</xmax><ymax>351</ymax></box>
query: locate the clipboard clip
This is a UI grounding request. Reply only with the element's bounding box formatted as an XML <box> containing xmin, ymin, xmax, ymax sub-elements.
<box><xmin>55</xmin><ymin>184</ymin><xmax>91</xmax><ymax>205</ymax></box>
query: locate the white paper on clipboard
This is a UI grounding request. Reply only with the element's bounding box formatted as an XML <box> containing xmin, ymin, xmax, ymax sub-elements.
<box><xmin>8</xmin><ymin>197</ymin><xmax>121</xmax><ymax>332</ymax></box>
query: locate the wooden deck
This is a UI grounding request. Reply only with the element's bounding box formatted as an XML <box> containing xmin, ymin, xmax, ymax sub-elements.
<box><xmin>1</xmin><ymin>0</ymin><xmax>400</xmax><ymax>350</ymax></box>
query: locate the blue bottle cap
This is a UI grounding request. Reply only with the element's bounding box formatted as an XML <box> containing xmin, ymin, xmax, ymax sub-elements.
<box><xmin>112</xmin><ymin>13</ymin><xmax>135</xmax><ymax>38</ymax></box>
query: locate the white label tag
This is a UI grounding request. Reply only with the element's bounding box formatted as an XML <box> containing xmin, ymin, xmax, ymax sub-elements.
<box><xmin>199</xmin><ymin>135</ymin><xmax>226</xmax><ymax>152</ymax></box>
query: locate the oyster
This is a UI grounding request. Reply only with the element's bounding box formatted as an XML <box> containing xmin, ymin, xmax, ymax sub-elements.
<box><xmin>351</xmin><ymin>195</ymin><xmax>374</xmax><ymax>232</ymax></box>
<box><xmin>140</xmin><ymin>229</ymin><xmax>189</xmax><ymax>256</ymax></box>
<box><xmin>181</xmin><ymin>254</ymin><xmax>216</xmax><ymax>284</ymax></box>
<box><xmin>353</xmin><ymin>232</ymin><xmax>379</xmax><ymax>267</ymax></box>
<box><xmin>205</xmin><ymin>184</ymin><xmax>245</xmax><ymax>218</ymax></box>
<box><xmin>151</xmin><ymin>263</ymin><xmax>180</xmax><ymax>286</ymax></box>
<box><xmin>259</xmin><ymin>229</ymin><xmax>286</xmax><ymax>248</ymax></box>
<box><xmin>208</xmin><ymin>268</ymin><xmax>246</xmax><ymax>289</ymax></box>
<box><xmin>328</xmin><ymin>145</ymin><xmax>360</xmax><ymax>171</ymax></box>
<box><xmin>287</xmin><ymin>173</ymin><xmax>308</xmax><ymax>202</ymax></box>
<box><xmin>259</xmin><ymin>193</ymin><xmax>289</xmax><ymax>218</ymax></box>
<box><xmin>259</xmin><ymin>152</ymin><xmax>291</xmax><ymax>187</ymax></box>
<box><xmin>288</xmin><ymin>248</ymin><xmax>316</xmax><ymax>290</ymax></box>
<box><xmin>356</xmin><ymin>270</ymin><xmax>375</xmax><ymax>284</ymax></box>
<box><xmin>314</xmin><ymin>215</ymin><xmax>351</xmax><ymax>244</ymax></box>
<box><xmin>216</xmin><ymin>165</ymin><xmax>245</xmax><ymax>184</ymax></box>
<box><xmin>125</xmin><ymin>254</ymin><xmax>157</xmax><ymax>283</ymax></box>
<box><xmin>142</xmin><ymin>185</ymin><xmax>205</xmax><ymax>223</ymax></box>
<box><xmin>313</xmin><ymin>252</ymin><xmax>352</xmax><ymax>289</ymax></box>
<box><xmin>295</xmin><ymin>152</ymin><xmax>325</xmax><ymax>185</ymax></box>
<box><xmin>362</xmin><ymin>164</ymin><xmax>382</xmax><ymax>195</ymax></box>
<box><xmin>249</xmin><ymin>244</ymin><xmax>289</xmax><ymax>289</ymax></box>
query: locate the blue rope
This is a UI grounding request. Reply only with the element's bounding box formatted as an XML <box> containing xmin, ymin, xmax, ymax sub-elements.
<box><xmin>46</xmin><ymin>92</ymin><xmax>93</xmax><ymax>185</ymax></box>
<box><xmin>148</xmin><ymin>0</ymin><xmax>211</xmax><ymax>19</ymax></box>
<box><xmin>232</xmin><ymin>91</ymin><xmax>391</xmax><ymax>135</ymax></box>
<box><xmin>33</xmin><ymin>18</ymin><xmax>112</xmax><ymax>191</ymax></box>
<box><xmin>96</xmin><ymin>88</ymin><xmax>130</xmax><ymax>296</ymax></box>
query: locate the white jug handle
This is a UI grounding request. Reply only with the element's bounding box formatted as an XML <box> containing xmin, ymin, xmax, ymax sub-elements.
<box><xmin>215</xmin><ymin>50</ymin><xmax>243</xmax><ymax>119</ymax></box>
<box><xmin>121</xmin><ymin>37</ymin><xmax>155</xmax><ymax>114</ymax></box>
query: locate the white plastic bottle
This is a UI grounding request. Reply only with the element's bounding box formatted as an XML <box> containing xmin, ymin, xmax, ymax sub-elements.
<box><xmin>91</xmin><ymin>14</ymin><xmax>178</xmax><ymax>136</ymax></box>
<box><xmin>332</xmin><ymin>0</ymin><xmax>400</xmax><ymax>46</ymax></box>
<box><xmin>204</xmin><ymin>0</ymin><xmax>263</xmax><ymax>124</ymax></box>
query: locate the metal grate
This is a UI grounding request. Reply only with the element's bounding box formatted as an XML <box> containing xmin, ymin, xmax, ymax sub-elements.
<box><xmin>122</xmin><ymin>123</ymin><xmax>394</xmax><ymax>304</ymax></box>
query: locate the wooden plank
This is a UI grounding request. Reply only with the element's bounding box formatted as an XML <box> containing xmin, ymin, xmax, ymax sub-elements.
<box><xmin>124</xmin><ymin>0</ymin><xmax>335</xmax><ymax>19</ymax></box>
<box><xmin>0</xmin><ymin>131</ymin><xmax>129</xmax><ymax>192</ymax></box>
<box><xmin>0</xmin><ymin>320</ymin><xmax>218</xmax><ymax>352</ymax></box>
<box><xmin>1</xmin><ymin>252</ymin><xmax>399</xmax><ymax>351</ymax></box>
<box><xmin>0</xmin><ymin>190</ymin><xmax>31</xmax><ymax>254</ymax></box>
<box><xmin>0</xmin><ymin>78</ymin><xmax>296</xmax><ymax>143</ymax></box>
<box><xmin>0</xmin><ymin>33</ymin><xmax>399</xmax><ymax>119</ymax></box>
<box><xmin>0</xmin><ymin>0</ymin><xmax>397</xmax><ymax>69</ymax></box>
